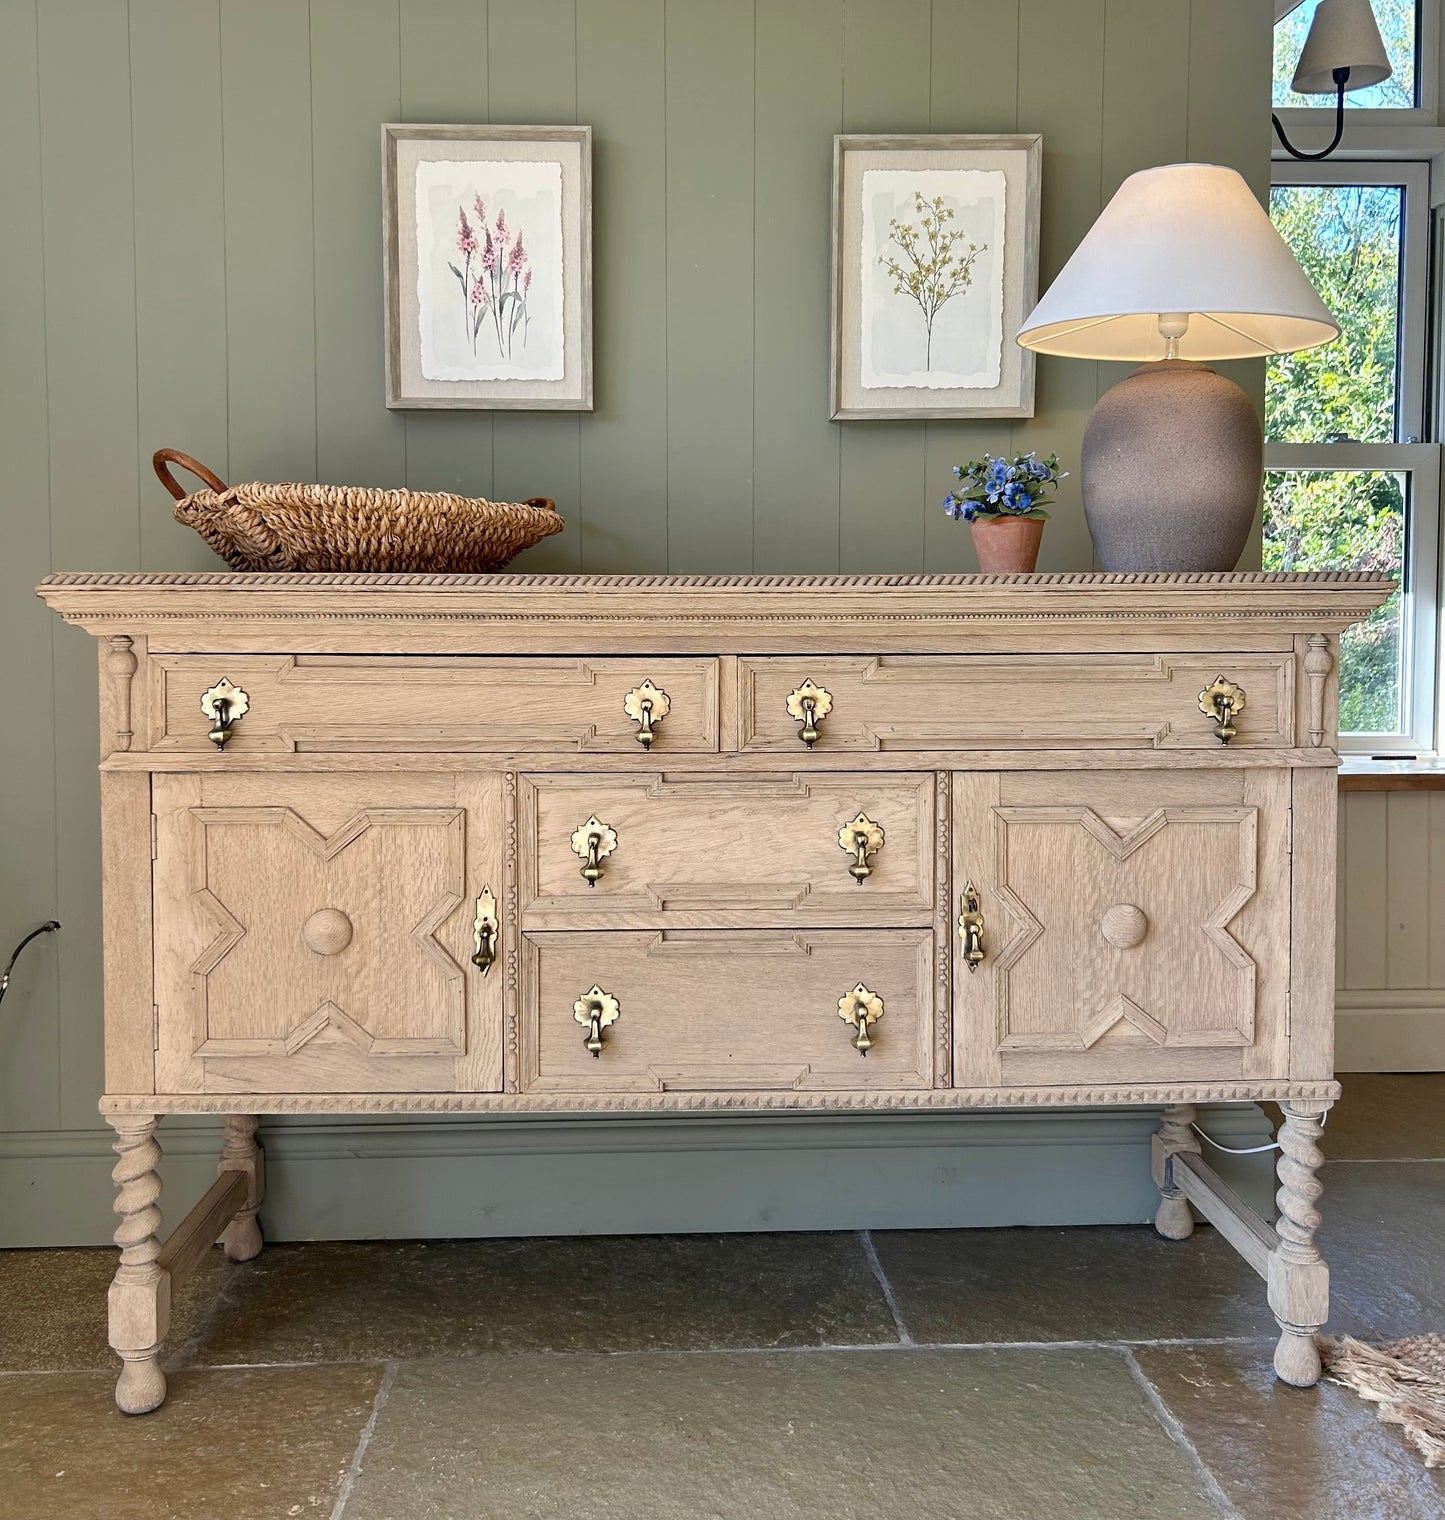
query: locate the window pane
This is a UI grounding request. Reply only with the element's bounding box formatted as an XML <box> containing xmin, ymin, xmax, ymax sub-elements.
<box><xmin>1273</xmin><ymin>0</ymin><xmax>1417</xmax><ymax>108</ymax></box>
<box><xmin>1263</xmin><ymin>470</ymin><xmax>1405</xmax><ymax>734</ymax></box>
<box><xmin>1266</xmin><ymin>184</ymin><xmax>1402</xmax><ymax>444</ymax></box>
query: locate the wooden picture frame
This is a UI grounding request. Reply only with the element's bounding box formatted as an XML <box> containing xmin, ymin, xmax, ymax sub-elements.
<box><xmin>383</xmin><ymin>124</ymin><xmax>593</xmax><ymax>411</ymax></box>
<box><xmin>830</xmin><ymin>133</ymin><xmax>1042</xmax><ymax>421</ymax></box>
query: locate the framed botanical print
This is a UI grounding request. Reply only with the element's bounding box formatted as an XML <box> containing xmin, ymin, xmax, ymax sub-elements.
<box><xmin>830</xmin><ymin>133</ymin><xmax>1041</xmax><ymax>420</ymax></box>
<box><xmin>383</xmin><ymin>124</ymin><xmax>592</xmax><ymax>410</ymax></box>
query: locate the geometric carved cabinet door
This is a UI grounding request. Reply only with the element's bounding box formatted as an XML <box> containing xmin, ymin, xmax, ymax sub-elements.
<box><xmin>952</xmin><ymin>769</ymin><xmax>1291</xmax><ymax>1090</ymax></box>
<box><xmin>152</xmin><ymin>772</ymin><xmax>505</xmax><ymax>1094</ymax></box>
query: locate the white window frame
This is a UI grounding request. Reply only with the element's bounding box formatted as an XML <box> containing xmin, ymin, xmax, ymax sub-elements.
<box><xmin>1265</xmin><ymin>160</ymin><xmax>1441</xmax><ymax>753</ymax></box>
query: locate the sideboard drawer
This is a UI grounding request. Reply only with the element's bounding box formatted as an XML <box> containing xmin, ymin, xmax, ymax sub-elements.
<box><xmin>147</xmin><ymin>655</ymin><xmax>719</xmax><ymax>754</ymax></box>
<box><xmin>519</xmin><ymin>929</ymin><xmax>937</xmax><ymax>1093</ymax></box>
<box><xmin>738</xmin><ymin>654</ymin><xmax>1294</xmax><ymax>751</ymax></box>
<box><xmin>518</xmin><ymin>771</ymin><xmax>937</xmax><ymax>928</ymax></box>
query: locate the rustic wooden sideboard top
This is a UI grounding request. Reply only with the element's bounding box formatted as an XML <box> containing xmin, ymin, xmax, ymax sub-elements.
<box><xmin>39</xmin><ymin>570</ymin><xmax>1394</xmax><ymax>655</ymax></box>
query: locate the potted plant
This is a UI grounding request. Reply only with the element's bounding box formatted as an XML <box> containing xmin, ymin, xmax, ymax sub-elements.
<box><xmin>943</xmin><ymin>451</ymin><xmax>1067</xmax><ymax>573</ymax></box>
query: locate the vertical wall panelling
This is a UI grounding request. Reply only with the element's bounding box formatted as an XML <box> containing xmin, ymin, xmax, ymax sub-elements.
<box><xmin>130</xmin><ymin>0</ymin><xmax>230</xmax><ymax>571</ymax></box>
<box><xmin>0</xmin><ymin>0</ymin><xmax>60</xmax><ymax>1131</ymax></box>
<box><xmin>1013</xmin><ymin>0</ymin><xmax>1106</xmax><ymax>574</ymax></box>
<box><xmin>310</xmin><ymin>0</ymin><xmax>407</xmax><ymax>487</ymax></box>
<box><xmin>220</xmin><ymin>0</ymin><xmax>318</xmax><ymax>483</ymax></box>
<box><xmin>922</xmin><ymin>0</ymin><xmax>1021</xmax><ymax>574</ymax></box>
<box><xmin>1094</xmin><ymin>0</ymin><xmax>1191</xmax><ymax>422</ymax></box>
<box><xmin>1187</xmin><ymin>0</ymin><xmax>1271</xmax><ymax>569</ymax></box>
<box><xmin>1343</xmin><ymin>793</ymin><xmax>1390</xmax><ymax>989</ymax></box>
<box><xmin>398</xmin><ymin>0</ymin><xmax>496</xmax><ymax>499</ymax></box>
<box><xmin>663</xmin><ymin>0</ymin><xmax>756</xmax><ymax>573</ymax></box>
<box><xmin>575</xmin><ymin>0</ymin><xmax>669</xmax><ymax>572</ymax></box>
<box><xmin>38</xmin><ymin>0</ymin><xmax>142</xmax><ymax>1126</ymax></box>
<box><xmin>488</xmin><ymin>0</ymin><xmax>583</xmax><ymax>571</ymax></box>
<box><xmin>837</xmin><ymin>0</ymin><xmax>931</xmax><ymax>574</ymax></box>
<box><xmin>752</xmin><ymin>0</ymin><xmax>844</xmax><ymax>573</ymax></box>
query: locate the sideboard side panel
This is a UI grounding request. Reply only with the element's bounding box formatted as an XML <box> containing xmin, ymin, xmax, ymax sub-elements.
<box><xmin>100</xmin><ymin>769</ymin><xmax>155</xmax><ymax>1095</ymax></box>
<box><xmin>1290</xmin><ymin>764</ymin><xmax>1340</xmax><ymax>1081</ymax></box>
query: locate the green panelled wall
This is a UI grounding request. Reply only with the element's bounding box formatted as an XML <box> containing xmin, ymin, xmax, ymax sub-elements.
<box><xmin>0</xmin><ymin>0</ymin><xmax>1271</xmax><ymax>1243</ymax></box>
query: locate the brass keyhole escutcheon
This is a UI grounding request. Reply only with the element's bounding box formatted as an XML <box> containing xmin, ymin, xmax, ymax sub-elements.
<box><xmin>570</xmin><ymin>816</ymin><xmax>618</xmax><ymax>887</ymax></box>
<box><xmin>958</xmin><ymin>881</ymin><xmax>986</xmax><ymax>972</ymax></box>
<box><xmin>837</xmin><ymin>983</ymin><xmax>884</xmax><ymax>1056</ymax></box>
<box><xmin>471</xmin><ymin>887</ymin><xmax>499</xmax><ymax>975</ymax></box>
<box><xmin>1198</xmin><ymin>676</ymin><xmax>1246</xmax><ymax>745</ymax></box>
<box><xmin>574</xmin><ymin>985</ymin><xmax>620</xmax><ymax>1056</ymax></box>
<box><xmin>624</xmin><ymin>679</ymin><xmax>671</xmax><ymax>748</ymax></box>
<box><xmin>786</xmin><ymin>679</ymin><xmax>833</xmax><ymax>748</ymax></box>
<box><xmin>838</xmin><ymin>813</ymin><xmax>885</xmax><ymax>884</ymax></box>
<box><xmin>200</xmin><ymin>677</ymin><xmax>249</xmax><ymax>749</ymax></box>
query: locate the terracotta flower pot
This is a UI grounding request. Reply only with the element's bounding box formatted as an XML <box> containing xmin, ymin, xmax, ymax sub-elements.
<box><xmin>970</xmin><ymin>515</ymin><xmax>1044</xmax><ymax>573</ymax></box>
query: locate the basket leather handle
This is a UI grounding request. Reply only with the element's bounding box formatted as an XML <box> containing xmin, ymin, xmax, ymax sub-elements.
<box><xmin>154</xmin><ymin>448</ymin><xmax>228</xmax><ymax>501</ymax></box>
<box><xmin>526</xmin><ymin>497</ymin><xmax>558</xmax><ymax>513</ymax></box>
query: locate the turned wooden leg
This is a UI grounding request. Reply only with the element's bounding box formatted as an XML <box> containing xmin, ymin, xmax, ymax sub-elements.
<box><xmin>1269</xmin><ymin>1102</ymin><xmax>1330</xmax><ymax>1387</ymax></box>
<box><xmin>218</xmin><ymin>1115</ymin><xmax>265</xmax><ymax>1262</ymax></box>
<box><xmin>106</xmin><ymin>1116</ymin><xmax>169</xmax><ymax>1414</ymax></box>
<box><xmin>1152</xmin><ymin>1103</ymin><xmax>1201</xmax><ymax>1240</ymax></box>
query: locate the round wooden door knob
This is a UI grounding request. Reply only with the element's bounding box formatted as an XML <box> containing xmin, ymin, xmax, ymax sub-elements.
<box><xmin>302</xmin><ymin>907</ymin><xmax>353</xmax><ymax>956</ymax></box>
<box><xmin>1100</xmin><ymin>903</ymin><xmax>1148</xmax><ymax>949</ymax></box>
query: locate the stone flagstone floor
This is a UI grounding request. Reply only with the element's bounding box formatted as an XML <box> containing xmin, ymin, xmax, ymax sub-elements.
<box><xmin>1</xmin><ymin>1073</ymin><xmax>1442</xmax><ymax>1519</ymax></box>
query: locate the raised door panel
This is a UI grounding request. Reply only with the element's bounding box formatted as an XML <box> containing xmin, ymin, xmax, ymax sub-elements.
<box><xmin>518</xmin><ymin>772</ymin><xmax>935</xmax><ymax>928</ymax></box>
<box><xmin>952</xmin><ymin>770</ymin><xmax>1290</xmax><ymax>1088</ymax></box>
<box><xmin>147</xmin><ymin>655</ymin><xmax>719</xmax><ymax>754</ymax></box>
<box><xmin>153</xmin><ymin>772</ymin><xmax>504</xmax><ymax>1092</ymax></box>
<box><xmin>738</xmin><ymin>654</ymin><xmax>1293</xmax><ymax>751</ymax></box>
<box><xmin>520</xmin><ymin>929</ymin><xmax>936</xmax><ymax>1094</ymax></box>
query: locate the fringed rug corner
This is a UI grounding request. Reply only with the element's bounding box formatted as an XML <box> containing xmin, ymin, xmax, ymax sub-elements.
<box><xmin>1323</xmin><ymin>1334</ymin><xmax>1445</xmax><ymax>1469</ymax></box>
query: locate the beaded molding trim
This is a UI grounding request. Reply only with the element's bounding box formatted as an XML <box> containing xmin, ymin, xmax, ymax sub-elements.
<box><xmin>101</xmin><ymin>1080</ymin><xmax>1342</xmax><ymax>1116</ymax></box>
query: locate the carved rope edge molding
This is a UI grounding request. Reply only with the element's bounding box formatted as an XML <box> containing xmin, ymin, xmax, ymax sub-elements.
<box><xmin>100</xmin><ymin>1080</ymin><xmax>1342</xmax><ymax>1115</ymax></box>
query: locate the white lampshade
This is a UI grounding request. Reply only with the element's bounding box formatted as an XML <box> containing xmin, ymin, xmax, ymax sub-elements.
<box><xmin>1016</xmin><ymin>163</ymin><xmax>1339</xmax><ymax>362</ymax></box>
<box><xmin>1291</xmin><ymin>0</ymin><xmax>1391</xmax><ymax>94</ymax></box>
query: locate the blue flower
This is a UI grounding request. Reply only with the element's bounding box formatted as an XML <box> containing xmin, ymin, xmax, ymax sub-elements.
<box><xmin>961</xmin><ymin>500</ymin><xmax>978</xmax><ymax>522</ymax></box>
<box><xmin>1001</xmin><ymin>481</ymin><xmax>1033</xmax><ymax>513</ymax></box>
<box><xmin>1027</xmin><ymin>455</ymin><xmax>1051</xmax><ymax>481</ymax></box>
<box><xmin>951</xmin><ymin>465</ymin><xmax>964</xmax><ymax>479</ymax></box>
<box><xmin>943</xmin><ymin>494</ymin><xmax>961</xmax><ymax>519</ymax></box>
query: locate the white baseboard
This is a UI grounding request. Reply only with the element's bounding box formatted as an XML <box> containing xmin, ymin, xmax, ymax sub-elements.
<box><xmin>1336</xmin><ymin>991</ymin><xmax>1445</xmax><ymax>1071</ymax></box>
<box><xmin>0</xmin><ymin>1107</ymin><xmax>1275</xmax><ymax>1248</ymax></box>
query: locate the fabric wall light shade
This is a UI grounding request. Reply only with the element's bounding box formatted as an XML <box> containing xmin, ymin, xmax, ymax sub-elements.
<box><xmin>1291</xmin><ymin>0</ymin><xmax>1391</xmax><ymax>93</ymax></box>
<box><xmin>1016</xmin><ymin>163</ymin><xmax>1339</xmax><ymax>363</ymax></box>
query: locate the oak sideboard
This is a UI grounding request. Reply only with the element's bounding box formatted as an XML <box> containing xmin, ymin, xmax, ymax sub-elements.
<box><xmin>38</xmin><ymin>569</ymin><xmax>1391</xmax><ymax>1414</ymax></box>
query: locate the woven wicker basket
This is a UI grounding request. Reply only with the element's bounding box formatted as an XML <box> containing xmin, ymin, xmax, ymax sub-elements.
<box><xmin>156</xmin><ymin>449</ymin><xmax>564</xmax><ymax>573</ymax></box>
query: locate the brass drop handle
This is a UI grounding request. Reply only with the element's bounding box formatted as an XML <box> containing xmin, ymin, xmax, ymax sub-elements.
<box><xmin>786</xmin><ymin>680</ymin><xmax>833</xmax><ymax>748</ymax></box>
<box><xmin>199</xmin><ymin>678</ymin><xmax>249</xmax><ymax>750</ymax></box>
<box><xmin>958</xmin><ymin>881</ymin><xmax>986</xmax><ymax>972</ymax></box>
<box><xmin>471</xmin><ymin>888</ymin><xmax>498</xmax><ymax>975</ymax></box>
<box><xmin>838</xmin><ymin>813</ymin><xmax>885</xmax><ymax>885</ymax></box>
<box><xmin>574</xmin><ymin>985</ymin><xmax>620</xmax><ymax>1056</ymax></box>
<box><xmin>624</xmin><ymin>679</ymin><xmax>671</xmax><ymax>748</ymax></box>
<box><xmin>570</xmin><ymin>816</ymin><xmax>618</xmax><ymax>887</ymax></box>
<box><xmin>1199</xmin><ymin>676</ymin><xmax>1246</xmax><ymax>745</ymax></box>
<box><xmin>837</xmin><ymin>983</ymin><xmax>884</xmax><ymax>1057</ymax></box>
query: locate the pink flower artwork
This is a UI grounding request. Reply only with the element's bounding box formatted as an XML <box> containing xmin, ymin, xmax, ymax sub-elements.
<box><xmin>447</xmin><ymin>196</ymin><xmax>536</xmax><ymax>358</ymax></box>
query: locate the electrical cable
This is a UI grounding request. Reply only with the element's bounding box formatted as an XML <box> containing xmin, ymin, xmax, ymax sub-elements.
<box><xmin>1190</xmin><ymin>1108</ymin><xmax>1328</xmax><ymax>1157</ymax></box>
<box><xmin>0</xmin><ymin>921</ymin><xmax>61</xmax><ymax>1009</ymax></box>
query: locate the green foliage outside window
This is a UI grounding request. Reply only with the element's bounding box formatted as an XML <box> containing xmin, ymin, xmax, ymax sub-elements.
<box><xmin>1264</xmin><ymin>185</ymin><xmax>1406</xmax><ymax>735</ymax></box>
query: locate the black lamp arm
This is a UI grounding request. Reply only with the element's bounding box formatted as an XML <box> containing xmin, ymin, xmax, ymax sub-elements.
<box><xmin>1271</xmin><ymin>67</ymin><xmax>1351</xmax><ymax>161</ymax></box>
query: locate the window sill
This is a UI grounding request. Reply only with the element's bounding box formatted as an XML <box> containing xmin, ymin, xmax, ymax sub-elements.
<box><xmin>1339</xmin><ymin>758</ymin><xmax>1445</xmax><ymax>791</ymax></box>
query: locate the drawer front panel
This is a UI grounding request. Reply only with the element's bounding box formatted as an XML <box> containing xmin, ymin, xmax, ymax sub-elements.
<box><xmin>153</xmin><ymin>772</ymin><xmax>504</xmax><ymax>1093</ymax></box>
<box><xmin>520</xmin><ymin>929</ymin><xmax>936</xmax><ymax>1093</ymax></box>
<box><xmin>739</xmin><ymin>654</ymin><xmax>1293</xmax><ymax>751</ymax></box>
<box><xmin>519</xmin><ymin>772</ymin><xmax>936</xmax><ymax>928</ymax></box>
<box><xmin>952</xmin><ymin>769</ymin><xmax>1291</xmax><ymax>1089</ymax></box>
<box><xmin>148</xmin><ymin>655</ymin><xmax>719</xmax><ymax>754</ymax></box>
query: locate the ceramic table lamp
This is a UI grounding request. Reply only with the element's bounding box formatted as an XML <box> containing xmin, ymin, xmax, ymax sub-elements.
<box><xmin>1017</xmin><ymin>163</ymin><xmax>1338</xmax><ymax>572</ymax></box>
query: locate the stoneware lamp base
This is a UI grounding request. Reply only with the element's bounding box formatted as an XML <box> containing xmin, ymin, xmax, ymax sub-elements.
<box><xmin>1081</xmin><ymin>359</ymin><xmax>1263</xmax><ymax>572</ymax></box>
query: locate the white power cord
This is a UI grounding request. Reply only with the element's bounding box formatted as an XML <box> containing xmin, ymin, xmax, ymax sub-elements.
<box><xmin>1190</xmin><ymin>1108</ymin><xmax>1328</xmax><ymax>1157</ymax></box>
